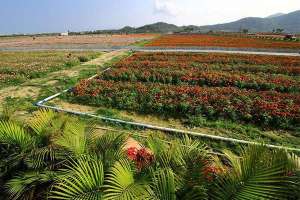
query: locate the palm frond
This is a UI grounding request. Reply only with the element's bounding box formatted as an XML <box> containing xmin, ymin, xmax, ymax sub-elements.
<box><xmin>26</xmin><ymin>145</ymin><xmax>62</xmax><ymax>169</ymax></box>
<box><xmin>0</xmin><ymin>120</ymin><xmax>34</xmax><ymax>151</ymax></box>
<box><xmin>54</xmin><ymin>120</ymin><xmax>88</xmax><ymax>156</ymax></box>
<box><xmin>50</xmin><ymin>155</ymin><xmax>104</xmax><ymax>199</ymax></box>
<box><xmin>211</xmin><ymin>145</ymin><xmax>296</xmax><ymax>200</ymax></box>
<box><xmin>93</xmin><ymin>132</ymin><xmax>127</xmax><ymax>153</ymax></box>
<box><xmin>92</xmin><ymin>132</ymin><xmax>127</xmax><ymax>167</ymax></box>
<box><xmin>104</xmin><ymin>159</ymin><xmax>150</xmax><ymax>200</ymax></box>
<box><xmin>149</xmin><ymin>168</ymin><xmax>176</xmax><ymax>200</ymax></box>
<box><xmin>144</xmin><ymin>136</ymin><xmax>179</xmax><ymax>170</ymax></box>
<box><xmin>28</xmin><ymin>109</ymin><xmax>56</xmax><ymax>136</ymax></box>
<box><xmin>6</xmin><ymin>171</ymin><xmax>57</xmax><ymax>200</ymax></box>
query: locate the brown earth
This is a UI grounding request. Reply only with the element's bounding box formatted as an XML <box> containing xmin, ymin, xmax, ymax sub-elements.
<box><xmin>0</xmin><ymin>34</ymin><xmax>157</xmax><ymax>48</ymax></box>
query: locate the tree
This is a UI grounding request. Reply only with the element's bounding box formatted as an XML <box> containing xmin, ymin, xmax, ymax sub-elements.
<box><xmin>276</xmin><ymin>28</ymin><xmax>284</xmax><ymax>33</ymax></box>
<box><xmin>242</xmin><ymin>29</ymin><xmax>249</xmax><ymax>34</ymax></box>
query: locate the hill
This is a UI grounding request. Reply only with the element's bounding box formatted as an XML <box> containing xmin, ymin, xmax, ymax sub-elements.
<box><xmin>120</xmin><ymin>10</ymin><xmax>300</xmax><ymax>34</ymax></box>
<box><xmin>70</xmin><ymin>10</ymin><xmax>300</xmax><ymax>35</ymax></box>
<box><xmin>199</xmin><ymin>10</ymin><xmax>300</xmax><ymax>33</ymax></box>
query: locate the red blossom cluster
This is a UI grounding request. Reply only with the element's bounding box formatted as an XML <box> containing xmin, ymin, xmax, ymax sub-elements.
<box><xmin>126</xmin><ymin>147</ymin><xmax>154</xmax><ymax>171</ymax></box>
<box><xmin>203</xmin><ymin>165</ymin><xmax>224</xmax><ymax>182</ymax></box>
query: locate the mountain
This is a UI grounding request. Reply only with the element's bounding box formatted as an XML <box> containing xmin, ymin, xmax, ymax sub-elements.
<box><xmin>132</xmin><ymin>22</ymin><xmax>179</xmax><ymax>33</ymax></box>
<box><xmin>73</xmin><ymin>10</ymin><xmax>300</xmax><ymax>35</ymax></box>
<box><xmin>198</xmin><ymin>10</ymin><xmax>300</xmax><ymax>33</ymax></box>
<box><xmin>266</xmin><ymin>13</ymin><xmax>285</xmax><ymax>18</ymax></box>
<box><xmin>123</xmin><ymin>10</ymin><xmax>300</xmax><ymax>34</ymax></box>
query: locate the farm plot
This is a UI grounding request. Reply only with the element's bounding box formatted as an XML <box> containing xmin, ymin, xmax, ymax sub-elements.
<box><xmin>0</xmin><ymin>34</ymin><xmax>158</xmax><ymax>49</ymax></box>
<box><xmin>0</xmin><ymin>51</ymin><xmax>100</xmax><ymax>88</ymax></box>
<box><xmin>68</xmin><ymin>52</ymin><xmax>300</xmax><ymax>132</ymax></box>
<box><xmin>146</xmin><ymin>34</ymin><xmax>300</xmax><ymax>49</ymax></box>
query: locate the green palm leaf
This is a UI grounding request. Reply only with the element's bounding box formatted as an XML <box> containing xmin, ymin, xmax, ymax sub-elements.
<box><xmin>50</xmin><ymin>156</ymin><xmax>104</xmax><ymax>200</ymax></box>
<box><xmin>55</xmin><ymin>120</ymin><xmax>88</xmax><ymax>156</ymax></box>
<box><xmin>0</xmin><ymin>120</ymin><xmax>34</xmax><ymax>151</ymax></box>
<box><xmin>104</xmin><ymin>159</ymin><xmax>150</xmax><ymax>200</ymax></box>
<box><xmin>92</xmin><ymin>132</ymin><xmax>127</xmax><ymax>167</ymax></box>
<box><xmin>28</xmin><ymin>109</ymin><xmax>56</xmax><ymax>136</ymax></box>
<box><xmin>6</xmin><ymin>171</ymin><xmax>57</xmax><ymax>200</ymax></box>
<box><xmin>211</xmin><ymin>145</ymin><xmax>296</xmax><ymax>200</ymax></box>
<box><xmin>149</xmin><ymin>168</ymin><xmax>176</xmax><ymax>200</ymax></box>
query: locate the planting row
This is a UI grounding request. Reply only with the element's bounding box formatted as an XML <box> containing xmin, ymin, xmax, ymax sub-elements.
<box><xmin>105</xmin><ymin>52</ymin><xmax>300</xmax><ymax>93</ymax></box>
<box><xmin>71</xmin><ymin>79</ymin><xmax>300</xmax><ymax>129</ymax></box>
<box><xmin>119</xmin><ymin>52</ymin><xmax>300</xmax><ymax>75</ymax></box>
<box><xmin>146</xmin><ymin>34</ymin><xmax>300</xmax><ymax>49</ymax></box>
<box><xmin>102</xmin><ymin>67</ymin><xmax>299</xmax><ymax>93</ymax></box>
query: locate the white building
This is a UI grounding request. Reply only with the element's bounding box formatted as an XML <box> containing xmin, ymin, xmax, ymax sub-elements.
<box><xmin>60</xmin><ymin>32</ymin><xmax>69</xmax><ymax>36</ymax></box>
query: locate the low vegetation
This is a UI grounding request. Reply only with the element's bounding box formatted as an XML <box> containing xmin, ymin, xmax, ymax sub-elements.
<box><xmin>0</xmin><ymin>110</ymin><xmax>299</xmax><ymax>199</ymax></box>
<box><xmin>69</xmin><ymin>52</ymin><xmax>300</xmax><ymax>131</ymax></box>
<box><xmin>146</xmin><ymin>34</ymin><xmax>300</xmax><ymax>49</ymax></box>
<box><xmin>0</xmin><ymin>51</ymin><xmax>100</xmax><ymax>88</ymax></box>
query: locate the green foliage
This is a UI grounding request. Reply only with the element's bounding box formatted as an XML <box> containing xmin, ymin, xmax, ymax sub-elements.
<box><xmin>0</xmin><ymin>110</ymin><xmax>299</xmax><ymax>199</ymax></box>
<box><xmin>210</xmin><ymin>145</ymin><xmax>300</xmax><ymax>200</ymax></box>
<box><xmin>50</xmin><ymin>156</ymin><xmax>104</xmax><ymax>200</ymax></box>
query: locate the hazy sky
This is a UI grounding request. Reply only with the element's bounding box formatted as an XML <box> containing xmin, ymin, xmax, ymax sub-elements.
<box><xmin>0</xmin><ymin>0</ymin><xmax>299</xmax><ymax>34</ymax></box>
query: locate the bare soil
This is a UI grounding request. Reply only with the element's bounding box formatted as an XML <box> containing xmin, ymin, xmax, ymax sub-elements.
<box><xmin>0</xmin><ymin>34</ymin><xmax>157</xmax><ymax>49</ymax></box>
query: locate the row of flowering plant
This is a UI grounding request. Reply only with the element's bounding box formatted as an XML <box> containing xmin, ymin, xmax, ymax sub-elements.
<box><xmin>146</xmin><ymin>34</ymin><xmax>300</xmax><ymax>49</ymax></box>
<box><xmin>71</xmin><ymin>79</ymin><xmax>299</xmax><ymax>129</ymax></box>
<box><xmin>69</xmin><ymin>52</ymin><xmax>300</xmax><ymax>130</ymax></box>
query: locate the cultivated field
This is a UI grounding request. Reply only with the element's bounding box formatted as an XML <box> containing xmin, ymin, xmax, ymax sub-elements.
<box><xmin>0</xmin><ymin>51</ymin><xmax>100</xmax><ymax>88</ymax></box>
<box><xmin>66</xmin><ymin>52</ymin><xmax>300</xmax><ymax>147</ymax></box>
<box><xmin>0</xmin><ymin>34</ymin><xmax>157</xmax><ymax>49</ymax></box>
<box><xmin>146</xmin><ymin>34</ymin><xmax>300</xmax><ymax>49</ymax></box>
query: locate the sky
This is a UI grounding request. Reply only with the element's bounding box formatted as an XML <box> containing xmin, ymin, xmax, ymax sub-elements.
<box><xmin>0</xmin><ymin>0</ymin><xmax>299</xmax><ymax>34</ymax></box>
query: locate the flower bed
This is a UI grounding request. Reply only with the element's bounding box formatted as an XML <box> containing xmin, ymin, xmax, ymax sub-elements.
<box><xmin>146</xmin><ymin>34</ymin><xmax>300</xmax><ymax>49</ymax></box>
<box><xmin>69</xmin><ymin>52</ymin><xmax>300</xmax><ymax>129</ymax></box>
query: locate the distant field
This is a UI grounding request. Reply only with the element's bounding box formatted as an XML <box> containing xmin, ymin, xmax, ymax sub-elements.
<box><xmin>0</xmin><ymin>34</ymin><xmax>157</xmax><ymax>49</ymax></box>
<box><xmin>146</xmin><ymin>34</ymin><xmax>300</xmax><ymax>49</ymax></box>
<box><xmin>0</xmin><ymin>51</ymin><xmax>100</xmax><ymax>88</ymax></box>
<box><xmin>68</xmin><ymin>52</ymin><xmax>300</xmax><ymax>132</ymax></box>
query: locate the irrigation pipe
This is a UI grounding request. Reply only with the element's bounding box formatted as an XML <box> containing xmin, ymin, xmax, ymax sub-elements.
<box><xmin>36</xmin><ymin>99</ymin><xmax>300</xmax><ymax>152</ymax></box>
<box><xmin>35</xmin><ymin>56</ymin><xmax>300</xmax><ymax>153</ymax></box>
<box><xmin>94</xmin><ymin>126</ymin><xmax>225</xmax><ymax>156</ymax></box>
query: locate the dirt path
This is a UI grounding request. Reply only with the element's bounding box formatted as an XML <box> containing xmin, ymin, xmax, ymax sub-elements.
<box><xmin>0</xmin><ymin>50</ymin><xmax>127</xmax><ymax>108</ymax></box>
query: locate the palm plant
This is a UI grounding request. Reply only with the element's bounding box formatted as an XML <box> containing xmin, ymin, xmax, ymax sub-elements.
<box><xmin>210</xmin><ymin>145</ymin><xmax>300</xmax><ymax>200</ymax></box>
<box><xmin>0</xmin><ymin>109</ymin><xmax>98</xmax><ymax>199</ymax></box>
<box><xmin>0</xmin><ymin>110</ymin><xmax>299</xmax><ymax>199</ymax></box>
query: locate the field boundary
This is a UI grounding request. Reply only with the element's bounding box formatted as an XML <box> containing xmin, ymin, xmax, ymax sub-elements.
<box><xmin>35</xmin><ymin>60</ymin><xmax>300</xmax><ymax>152</ymax></box>
<box><xmin>1</xmin><ymin>46</ymin><xmax>300</xmax><ymax>56</ymax></box>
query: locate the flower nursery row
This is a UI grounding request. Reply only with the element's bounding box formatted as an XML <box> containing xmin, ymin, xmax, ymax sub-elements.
<box><xmin>71</xmin><ymin>79</ymin><xmax>300</xmax><ymax>129</ymax></box>
<box><xmin>146</xmin><ymin>34</ymin><xmax>300</xmax><ymax>49</ymax></box>
<box><xmin>104</xmin><ymin>52</ymin><xmax>300</xmax><ymax>93</ymax></box>
<box><xmin>118</xmin><ymin>52</ymin><xmax>300</xmax><ymax>75</ymax></box>
<box><xmin>102</xmin><ymin>67</ymin><xmax>299</xmax><ymax>93</ymax></box>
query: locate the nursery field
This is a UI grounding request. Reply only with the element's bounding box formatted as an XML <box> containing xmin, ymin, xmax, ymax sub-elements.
<box><xmin>146</xmin><ymin>34</ymin><xmax>300</xmax><ymax>49</ymax></box>
<box><xmin>0</xmin><ymin>34</ymin><xmax>157</xmax><ymax>49</ymax></box>
<box><xmin>68</xmin><ymin>52</ymin><xmax>300</xmax><ymax>138</ymax></box>
<box><xmin>0</xmin><ymin>51</ymin><xmax>101</xmax><ymax>88</ymax></box>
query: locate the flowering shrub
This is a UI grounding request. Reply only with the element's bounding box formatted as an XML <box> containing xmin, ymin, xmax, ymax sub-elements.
<box><xmin>146</xmin><ymin>34</ymin><xmax>300</xmax><ymax>49</ymax></box>
<box><xmin>70</xmin><ymin>52</ymin><xmax>300</xmax><ymax>130</ymax></box>
<box><xmin>127</xmin><ymin>147</ymin><xmax>154</xmax><ymax>171</ymax></box>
